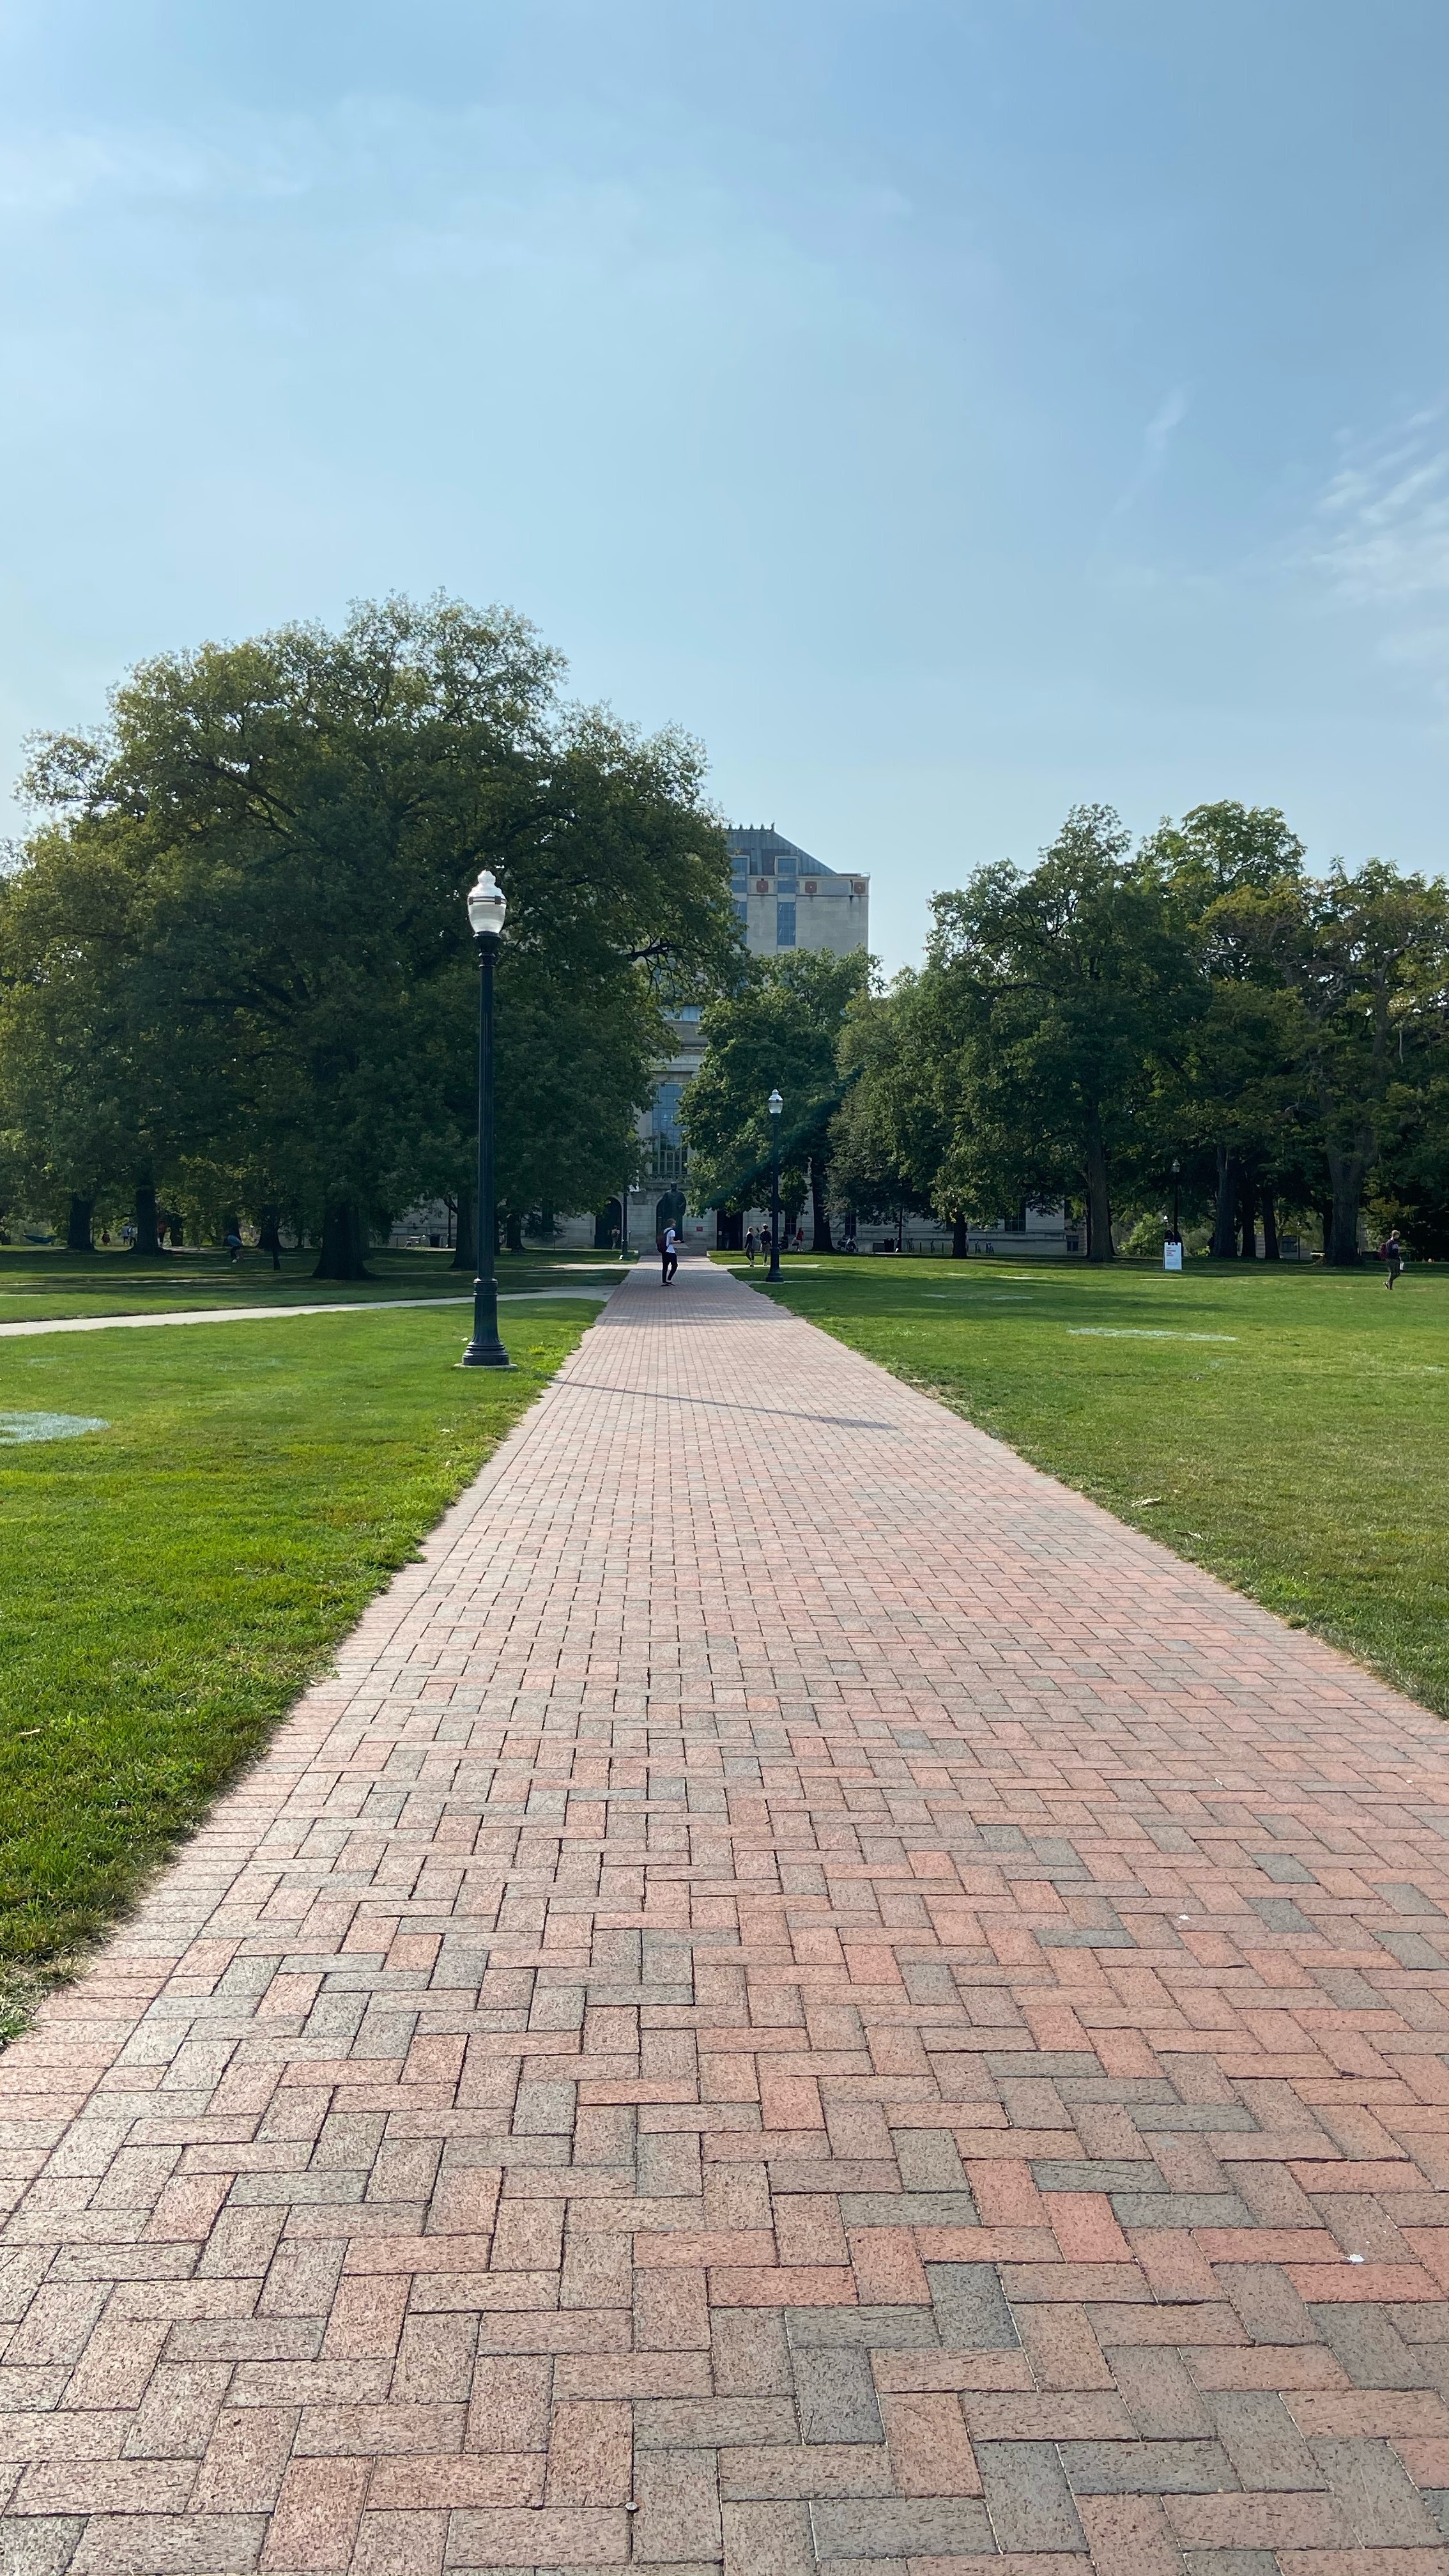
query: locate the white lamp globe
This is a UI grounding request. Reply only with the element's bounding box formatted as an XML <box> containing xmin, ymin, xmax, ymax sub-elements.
<box><xmin>466</xmin><ymin>870</ymin><xmax>508</xmax><ymax>939</ymax></box>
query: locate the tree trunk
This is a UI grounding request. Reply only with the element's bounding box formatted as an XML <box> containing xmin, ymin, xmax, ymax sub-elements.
<box><xmin>1324</xmin><ymin>1146</ymin><xmax>1370</xmax><ymax>1267</ymax></box>
<box><xmin>450</xmin><ymin>1191</ymin><xmax>475</xmax><ymax>1272</ymax></box>
<box><xmin>312</xmin><ymin>1199</ymin><xmax>372</xmax><ymax>1280</ymax></box>
<box><xmin>505</xmin><ymin>1210</ymin><xmax>523</xmax><ymax>1253</ymax></box>
<box><xmin>1261</xmin><ymin>1188</ymin><xmax>1280</xmax><ymax>1261</ymax></box>
<box><xmin>809</xmin><ymin>1160</ymin><xmax>834</xmax><ymax>1253</ymax></box>
<box><xmin>133</xmin><ymin>1180</ymin><xmax>162</xmax><ymax>1256</ymax></box>
<box><xmin>1211</xmin><ymin>1146</ymin><xmax>1239</xmax><ymax>1259</ymax></box>
<box><xmin>1238</xmin><ymin>1169</ymin><xmax>1258</xmax><ymax>1259</ymax></box>
<box><xmin>66</xmin><ymin>1194</ymin><xmax>94</xmax><ymax>1253</ymax></box>
<box><xmin>1084</xmin><ymin>1106</ymin><xmax>1114</xmax><ymax>1261</ymax></box>
<box><xmin>952</xmin><ymin>1213</ymin><xmax>969</xmax><ymax>1259</ymax></box>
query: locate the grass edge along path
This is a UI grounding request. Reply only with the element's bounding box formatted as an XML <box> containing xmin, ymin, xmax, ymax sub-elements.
<box><xmin>0</xmin><ymin>1299</ymin><xmax>594</xmax><ymax>2039</ymax></box>
<box><xmin>723</xmin><ymin>1252</ymin><xmax>1449</xmax><ymax>1729</ymax></box>
<box><xmin>0</xmin><ymin>1243</ymin><xmax>629</xmax><ymax>1325</ymax></box>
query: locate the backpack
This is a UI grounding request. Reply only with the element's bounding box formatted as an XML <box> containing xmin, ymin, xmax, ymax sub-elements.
<box><xmin>656</xmin><ymin>1231</ymin><xmax>667</xmax><ymax>1254</ymax></box>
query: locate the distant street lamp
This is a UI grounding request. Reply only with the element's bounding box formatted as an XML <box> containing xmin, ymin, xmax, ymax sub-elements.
<box><xmin>768</xmin><ymin>1089</ymin><xmax>783</xmax><ymax>1283</ymax></box>
<box><xmin>461</xmin><ymin>869</ymin><xmax>510</xmax><ymax>1369</ymax></box>
<box><xmin>1169</xmin><ymin>1157</ymin><xmax>1182</xmax><ymax>1244</ymax></box>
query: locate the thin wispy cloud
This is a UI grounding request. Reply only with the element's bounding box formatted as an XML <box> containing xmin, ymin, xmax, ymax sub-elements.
<box><xmin>1301</xmin><ymin>406</ymin><xmax>1449</xmax><ymax>695</ymax></box>
<box><xmin>1311</xmin><ymin>408</ymin><xmax>1449</xmax><ymax>606</ymax></box>
<box><xmin>0</xmin><ymin>109</ymin><xmax>366</xmax><ymax>223</ymax></box>
<box><xmin>1105</xmin><ymin>384</ymin><xmax>1190</xmax><ymax>525</ymax></box>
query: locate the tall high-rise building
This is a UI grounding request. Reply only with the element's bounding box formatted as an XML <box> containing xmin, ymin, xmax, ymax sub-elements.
<box><xmin>629</xmin><ymin>826</ymin><xmax>870</xmax><ymax>1246</ymax></box>
<box><xmin>728</xmin><ymin>826</ymin><xmax>870</xmax><ymax>960</ymax></box>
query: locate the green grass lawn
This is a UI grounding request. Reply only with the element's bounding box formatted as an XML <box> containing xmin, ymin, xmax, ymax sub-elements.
<box><xmin>0</xmin><ymin>1242</ymin><xmax>627</xmax><ymax>1323</ymax></box>
<box><xmin>0</xmin><ymin>1297</ymin><xmax>594</xmax><ymax>2025</ymax></box>
<box><xmin>722</xmin><ymin>1251</ymin><xmax>1449</xmax><ymax>1722</ymax></box>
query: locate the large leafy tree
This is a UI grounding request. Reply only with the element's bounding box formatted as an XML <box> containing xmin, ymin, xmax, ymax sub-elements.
<box><xmin>1144</xmin><ymin>801</ymin><xmax>1308</xmax><ymax>1258</ymax></box>
<box><xmin>831</xmin><ymin>971</ymin><xmax>967</xmax><ymax>1247</ymax></box>
<box><xmin>10</xmin><ymin>598</ymin><xmax>735</xmax><ymax>1272</ymax></box>
<box><xmin>922</xmin><ymin>806</ymin><xmax>1206</xmax><ymax>1259</ymax></box>
<box><xmin>681</xmin><ymin>948</ymin><xmax>868</xmax><ymax>1248</ymax></box>
<box><xmin>0</xmin><ymin>829</ymin><xmax>197</xmax><ymax>1254</ymax></box>
<box><xmin>1274</xmin><ymin>861</ymin><xmax>1449</xmax><ymax>1265</ymax></box>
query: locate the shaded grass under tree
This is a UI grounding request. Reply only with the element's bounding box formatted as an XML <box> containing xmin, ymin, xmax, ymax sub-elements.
<box><xmin>0</xmin><ymin>1242</ymin><xmax>620</xmax><ymax>1325</ymax></box>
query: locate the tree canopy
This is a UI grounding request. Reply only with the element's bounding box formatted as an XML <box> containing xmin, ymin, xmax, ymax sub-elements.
<box><xmin>0</xmin><ymin>596</ymin><xmax>735</xmax><ymax>1272</ymax></box>
<box><xmin>680</xmin><ymin>948</ymin><xmax>868</xmax><ymax>1248</ymax></box>
<box><xmin>836</xmin><ymin>802</ymin><xmax>1449</xmax><ymax>1265</ymax></box>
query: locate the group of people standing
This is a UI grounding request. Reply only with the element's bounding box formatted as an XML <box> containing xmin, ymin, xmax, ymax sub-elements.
<box><xmin>741</xmin><ymin>1224</ymin><xmax>808</xmax><ymax>1265</ymax></box>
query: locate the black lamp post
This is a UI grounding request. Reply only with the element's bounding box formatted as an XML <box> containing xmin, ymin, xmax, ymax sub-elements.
<box><xmin>767</xmin><ymin>1088</ymin><xmax>783</xmax><ymax>1282</ymax></box>
<box><xmin>1169</xmin><ymin>1157</ymin><xmax>1182</xmax><ymax>1244</ymax></box>
<box><xmin>461</xmin><ymin>868</ymin><xmax>510</xmax><ymax>1368</ymax></box>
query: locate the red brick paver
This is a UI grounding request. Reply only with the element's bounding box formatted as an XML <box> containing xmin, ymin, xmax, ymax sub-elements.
<box><xmin>4</xmin><ymin>1255</ymin><xmax>1449</xmax><ymax>2573</ymax></box>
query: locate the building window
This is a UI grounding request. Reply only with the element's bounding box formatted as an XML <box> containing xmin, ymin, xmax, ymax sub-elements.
<box><xmin>733</xmin><ymin>899</ymin><xmax>748</xmax><ymax>927</ymax></box>
<box><xmin>776</xmin><ymin>899</ymin><xmax>796</xmax><ymax>948</ymax></box>
<box><xmin>653</xmin><ymin>1080</ymin><xmax>685</xmax><ymax>1145</ymax></box>
<box><xmin>1001</xmin><ymin>1203</ymin><xmax>1027</xmax><ymax>1233</ymax></box>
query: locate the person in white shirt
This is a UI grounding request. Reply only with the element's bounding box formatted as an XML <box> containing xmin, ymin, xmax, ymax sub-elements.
<box><xmin>661</xmin><ymin>1223</ymin><xmax>678</xmax><ymax>1286</ymax></box>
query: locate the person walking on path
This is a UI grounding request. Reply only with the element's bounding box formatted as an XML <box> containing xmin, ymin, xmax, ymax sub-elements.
<box><xmin>744</xmin><ymin>1228</ymin><xmax>756</xmax><ymax>1267</ymax></box>
<box><xmin>1382</xmin><ymin>1226</ymin><xmax>1406</xmax><ymax>1288</ymax></box>
<box><xmin>660</xmin><ymin>1221</ymin><xmax>678</xmax><ymax>1286</ymax></box>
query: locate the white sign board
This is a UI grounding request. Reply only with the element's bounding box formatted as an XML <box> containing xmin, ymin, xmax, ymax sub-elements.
<box><xmin>1163</xmin><ymin>1240</ymin><xmax>1183</xmax><ymax>1272</ymax></box>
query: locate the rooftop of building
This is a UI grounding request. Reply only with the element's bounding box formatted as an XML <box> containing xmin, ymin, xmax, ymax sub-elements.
<box><xmin>726</xmin><ymin>826</ymin><xmax>866</xmax><ymax>885</ymax></box>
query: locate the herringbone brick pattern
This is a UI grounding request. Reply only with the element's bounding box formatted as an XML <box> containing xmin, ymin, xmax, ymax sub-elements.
<box><xmin>3</xmin><ymin>1257</ymin><xmax>1449</xmax><ymax>2574</ymax></box>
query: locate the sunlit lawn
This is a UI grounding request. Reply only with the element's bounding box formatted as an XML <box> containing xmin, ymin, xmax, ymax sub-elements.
<box><xmin>724</xmin><ymin>1250</ymin><xmax>1449</xmax><ymax>1722</ymax></box>
<box><xmin>0</xmin><ymin>1297</ymin><xmax>595</xmax><ymax>2022</ymax></box>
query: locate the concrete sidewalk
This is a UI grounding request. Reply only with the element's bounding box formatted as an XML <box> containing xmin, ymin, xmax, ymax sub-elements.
<box><xmin>4</xmin><ymin>1254</ymin><xmax>1449</xmax><ymax>2573</ymax></box>
<box><xmin>0</xmin><ymin>1287</ymin><xmax>613</xmax><ymax>1339</ymax></box>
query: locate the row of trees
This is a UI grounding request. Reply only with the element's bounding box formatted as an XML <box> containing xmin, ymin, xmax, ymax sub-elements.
<box><xmin>8</xmin><ymin>627</ymin><xmax>1439</xmax><ymax>1279</ymax></box>
<box><xmin>682</xmin><ymin>803</ymin><xmax>1449</xmax><ymax>1263</ymax></box>
<box><xmin>0</xmin><ymin>596</ymin><xmax>736</xmax><ymax>1274</ymax></box>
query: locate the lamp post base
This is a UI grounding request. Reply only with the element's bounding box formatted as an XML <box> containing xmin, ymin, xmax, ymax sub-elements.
<box><xmin>460</xmin><ymin>1276</ymin><xmax>510</xmax><ymax>1368</ymax></box>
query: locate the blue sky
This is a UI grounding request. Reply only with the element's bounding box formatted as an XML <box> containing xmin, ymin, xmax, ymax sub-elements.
<box><xmin>1</xmin><ymin>0</ymin><xmax>1446</xmax><ymax>969</ymax></box>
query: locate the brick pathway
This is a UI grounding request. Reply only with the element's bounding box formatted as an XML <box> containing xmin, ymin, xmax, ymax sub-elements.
<box><xmin>4</xmin><ymin>1256</ymin><xmax>1449</xmax><ymax>2576</ymax></box>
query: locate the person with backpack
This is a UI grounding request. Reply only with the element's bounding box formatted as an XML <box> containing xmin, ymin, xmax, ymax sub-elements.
<box><xmin>659</xmin><ymin>1221</ymin><xmax>678</xmax><ymax>1286</ymax></box>
<box><xmin>744</xmin><ymin>1229</ymin><xmax>756</xmax><ymax>1268</ymax></box>
<box><xmin>1381</xmin><ymin>1227</ymin><xmax>1406</xmax><ymax>1289</ymax></box>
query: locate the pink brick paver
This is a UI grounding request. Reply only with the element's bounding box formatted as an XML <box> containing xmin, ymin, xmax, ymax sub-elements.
<box><xmin>5</xmin><ymin>1254</ymin><xmax>1449</xmax><ymax>2573</ymax></box>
